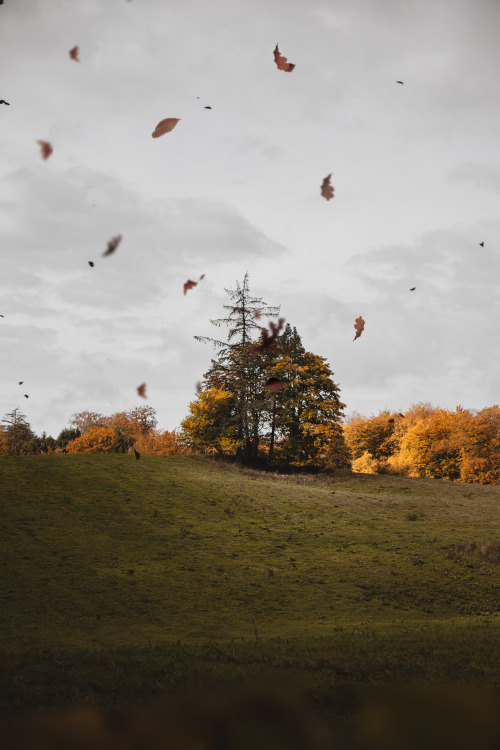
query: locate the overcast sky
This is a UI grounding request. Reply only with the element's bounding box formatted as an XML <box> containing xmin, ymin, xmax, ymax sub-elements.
<box><xmin>1</xmin><ymin>0</ymin><xmax>499</xmax><ymax>437</ymax></box>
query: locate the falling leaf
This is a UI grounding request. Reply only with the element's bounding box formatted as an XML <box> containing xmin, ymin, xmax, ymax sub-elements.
<box><xmin>24</xmin><ymin>394</ymin><xmax>29</xmax><ymax>398</ymax></box>
<box><xmin>126</xmin><ymin>569</ymin><xmax>135</xmax><ymax>576</ymax></box>
<box><xmin>88</xmin><ymin>261</ymin><xmax>94</xmax><ymax>267</ymax></box>
<box><xmin>102</xmin><ymin>235</ymin><xmax>122</xmax><ymax>257</ymax></box>
<box><xmin>18</xmin><ymin>381</ymin><xmax>23</xmax><ymax>385</ymax></box>
<box><xmin>396</xmin><ymin>80</ymin><xmax>404</xmax><ymax>85</ymax></box>
<box><xmin>204</xmin><ymin>106</ymin><xmax>212</xmax><ymax>109</ymax></box>
<box><xmin>410</xmin><ymin>287</ymin><xmax>416</xmax><ymax>291</ymax></box>
<box><xmin>134</xmin><ymin>449</ymin><xmax>140</xmax><ymax>460</ymax></box>
<box><xmin>264</xmin><ymin>377</ymin><xmax>284</xmax><ymax>392</ymax></box>
<box><xmin>184</xmin><ymin>279</ymin><xmax>197</xmax><ymax>295</ymax></box>
<box><xmin>137</xmin><ymin>383</ymin><xmax>147</xmax><ymax>398</ymax></box>
<box><xmin>69</xmin><ymin>46</ymin><xmax>79</xmax><ymax>62</ymax></box>
<box><xmin>0</xmin><ymin>100</ymin><xmax>9</xmax><ymax>105</ymax></box>
<box><xmin>273</xmin><ymin>44</ymin><xmax>295</xmax><ymax>72</ymax></box>
<box><xmin>353</xmin><ymin>316</ymin><xmax>365</xmax><ymax>341</ymax></box>
<box><xmin>479</xmin><ymin>242</ymin><xmax>484</xmax><ymax>247</ymax></box>
<box><xmin>152</xmin><ymin>118</ymin><xmax>180</xmax><ymax>138</ymax></box>
<box><xmin>254</xmin><ymin>309</ymin><xmax>261</xmax><ymax>319</ymax></box>
<box><xmin>199</xmin><ymin>274</ymin><xmax>205</xmax><ymax>281</ymax></box>
<box><xmin>321</xmin><ymin>174</ymin><xmax>334</xmax><ymax>201</ymax></box>
<box><xmin>253</xmin><ymin>318</ymin><xmax>285</xmax><ymax>356</ymax></box>
<box><xmin>388</xmin><ymin>418</ymin><xmax>395</xmax><ymax>423</ymax></box>
<box><xmin>37</xmin><ymin>140</ymin><xmax>53</xmax><ymax>160</ymax></box>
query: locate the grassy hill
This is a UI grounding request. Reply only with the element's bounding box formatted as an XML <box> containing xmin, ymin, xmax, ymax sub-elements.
<box><xmin>1</xmin><ymin>454</ymin><xmax>499</xmax><ymax>722</ymax></box>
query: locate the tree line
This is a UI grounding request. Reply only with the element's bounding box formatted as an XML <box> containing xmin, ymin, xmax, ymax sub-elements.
<box><xmin>1</xmin><ymin>275</ymin><xmax>499</xmax><ymax>485</ymax></box>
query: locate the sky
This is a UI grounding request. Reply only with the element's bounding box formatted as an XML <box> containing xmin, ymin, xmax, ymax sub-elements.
<box><xmin>1</xmin><ymin>0</ymin><xmax>500</xmax><ymax>437</ymax></box>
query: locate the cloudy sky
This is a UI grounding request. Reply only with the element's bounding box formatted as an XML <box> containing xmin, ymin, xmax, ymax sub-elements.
<box><xmin>1</xmin><ymin>0</ymin><xmax>499</xmax><ymax>437</ymax></box>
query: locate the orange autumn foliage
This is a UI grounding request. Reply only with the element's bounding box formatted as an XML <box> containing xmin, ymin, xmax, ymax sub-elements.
<box><xmin>65</xmin><ymin>426</ymin><xmax>118</xmax><ymax>454</ymax></box>
<box><xmin>344</xmin><ymin>403</ymin><xmax>500</xmax><ymax>486</ymax></box>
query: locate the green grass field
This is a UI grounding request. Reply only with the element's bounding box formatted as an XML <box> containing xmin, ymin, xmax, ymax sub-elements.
<box><xmin>1</xmin><ymin>454</ymin><xmax>499</xmax><ymax>724</ymax></box>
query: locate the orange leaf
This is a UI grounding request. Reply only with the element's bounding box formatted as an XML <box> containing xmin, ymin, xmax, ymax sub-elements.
<box><xmin>137</xmin><ymin>383</ymin><xmax>147</xmax><ymax>398</ymax></box>
<box><xmin>273</xmin><ymin>44</ymin><xmax>295</xmax><ymax>72</ymax></box>
<box><xmin>69</xmin><ymin>46</ymin><xmax>79</xmax><ymax>62</ymax></box>
<box><xmin>152</xmin><ymin>118</ymin><xmax>180</xmax><ymax>138</ymax></box>
<box><xmin>37</xmin><ymin>140</ymin><xmax>53</xmax><ymax>160</ymax></box>
<box><xmin>321</xmin><ymin>174</ymin><xmax>334</xmax><ymax>201</ymax></box>
<box><xmin>353</xmin><ymin>316</ymin><xmax>365</xmax><ymax>341</ymax></box>
<box><xmin>184</xmin><ymin>279</ymin><xmax>197</xmax><ymax>295</ymax></box>
<box><xmin>102</xmin><ymin>235</ymin><xmax>122</xmax><ymax>257</ymax></box>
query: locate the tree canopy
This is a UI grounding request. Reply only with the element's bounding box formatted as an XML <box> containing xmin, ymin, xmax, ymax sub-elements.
<box><xmin>182</xmin><ymin>275</ymin><xmax>349</xmax><ymax>470</ymax></box>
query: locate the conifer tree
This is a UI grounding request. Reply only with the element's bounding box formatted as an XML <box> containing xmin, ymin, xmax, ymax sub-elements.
<box><xmin>194</xmin><ymin>272</ymin><xmax>280</xmax><ymax>463</ymax></box>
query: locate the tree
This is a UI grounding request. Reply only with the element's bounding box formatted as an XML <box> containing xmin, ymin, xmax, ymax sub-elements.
<box><xmin>1</xmin><ymin>408</ymin><xmax>35</xmax><ymax>455</ymax></box>
<box><xmin>195</xmin><ymin>272</ymin><xmax>280</xmax><ymax>464</ymax></box>
<box><xmin>264</xmin><ymin>324</ymin><xmax>350</xmax><ymax>470</ymax></box>
<box><xmin>187</xmin><ymin>278</ymin><xmax>349</xmax><ymax>470</ymax></box>
<box><xmin>181</xmin><ymin>387</ymin><xmax>239</xmax><ymax>455</ymax></box>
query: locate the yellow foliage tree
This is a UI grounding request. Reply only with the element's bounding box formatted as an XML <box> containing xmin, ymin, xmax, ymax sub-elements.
<box><xmin>181</xmin><ymin>387</ymin><xmax>239</xmax><ymax>455</ymax></box>
<box><xmin>459</xmin><ymin>405</ymin><xmax>500</xmax><ymax>485</ymax></box>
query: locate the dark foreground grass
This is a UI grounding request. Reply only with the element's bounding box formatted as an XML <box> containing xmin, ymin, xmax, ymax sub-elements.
<box><xmin>0</xmin><ymin>454</ymin><xmax>499</xmax><ymax>726</ymax></box>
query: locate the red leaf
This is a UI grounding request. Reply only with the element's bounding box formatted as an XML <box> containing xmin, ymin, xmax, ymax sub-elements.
<box><xmin>321</xmin><ymin>174</ymin><xmax>334</xmax><ymax>201</ymax></box>
<box><xmin>37</xmin><ymin>140</ymin><xmax>53</xmax><ymax>160</ymax></box>
<box><xmin>254</xmin><ymin>309</ymin><xmax>261</xmax><ymax>319</ymax></box>
<box><xmin>69</xmin><ymin>46</ymin><xmax>79</xmax><ymax>62</ymax></box>
<box><xmin>152</xmin><ymin>118</ymin><xmax>180</xmax><ymax>138</ymax></box>
<box><xmin>353</xmin><ymin>316</ymin><xmax>365</xmax><ymax>341</ymax></box>
<box><xmin>273</xmin><ymin>44</ymin><xmax>295</xmax><ymax>72</ymax></box>
<box><xmin>264</xmin><ymin>377</ymin><xmax>284</xmax><ymax>392</ymax></box>
<box><xmin>137</xmin><ymin>382</ymin><xmax>147</xmax><ymax>398</ymax></box>
<box><xmin>184</xmin><ymin>279</ymin><xmax>197</xmax><ymax>295</ymax></box>
<box><xmin>102</xmin><ymin>235</ymin><xmax>122</xmax><ymax>257</ymax></box>
<box><xmin>253</xmin><ymin>317</ymin><xmax>285</xmax><ymax>356</ymax></box>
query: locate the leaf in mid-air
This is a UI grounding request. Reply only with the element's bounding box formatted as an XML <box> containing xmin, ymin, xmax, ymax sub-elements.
<box><xmin>137</xmin><ymin>383</ymin><xmax>147</xmax><ymax>398</ymax></box>
<box><xmin>69</xmin><ymin>46</ymin><xmax>79</xmax><ymax>61</ymax></box>
<box><xmin>102</xmin><ymin>235</ymin><xmax>122</xmax><ymax>257</ymax></box>
<box><xmin>264</xmin><ymin>377</ymin><xmax>284</xmax><ymax>392</ymax></box>
<box><xmin>253</xmin><ymin>318</ymin><xmax>285</xmax><ymax>356</ymax></box>
<box><xmin>321</xmin><ymin>174</ymin><xmax>334</xmax><ymax>201</ymax></box>
<box><xmin>353</xmin><ymin>316</ymin><xmax>365</xmax><ymax>341</ymax></box>
<box><xmin>88</xmin><ymin>261</ymin><xmax>94</xmax><ymax>267</ymax></box>
<box><xmin>273</xmin><ymin>44</ymin><xmax>295</xmax><ymax>72</ymax></box>
<box><xmin>37</xmin><ymin>140</ymin><xmax>53</xmax><ymax>160</ymax></box>
<box><xmin>184</xmin><ymin>279</ymin><xmax>197</xmax><ymax>295</ymax></box>
<box><xmin>152</xmin><ymin>118</ymin><xmax>180</xmax><ymax>138</ymax></box>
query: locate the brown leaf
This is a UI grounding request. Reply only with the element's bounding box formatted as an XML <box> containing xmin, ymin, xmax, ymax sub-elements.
<box><xmin>321</xmin><ymin>174</ymin><xmax>334</xmax><ymax>201</ymax></box>
<box><xmin>24</xmin><ymin>394</ymin><xmax>29</xmax><ymax>398</ymax></box>
<box><xmin>264</xmin><ymin>377</ymin><xmax>284</xmax><ymax>393</ymax></box>
<box><xmin>69</xmin><ymin>46</ymin><xmax>79</xmax><ymax>62</ymax></box>
<box><xmin>353</xmin><ymin>316</ymin><xmax>365</xmax><ymax>341</ymax></box>
<box><xmin>102</xmin><ymin>235</ymin><xmax>122</xmax><ymax>257</ymax></box>
<box><xmin>254</xmin><ymin>309</ymin><xmax>261</xmax><ymax>319</ymax></box>
<box><xmin>184</xmin><ymin>279</ymin><xmax>197</xmax><ymax>295</ymax></box>
<box><xmin>152</xmin><ymin>118</ymin><xmax>180</xmax><ymax>138</ymax></box>
<box><xmin>134</xmin><ymin>449</ymin><xmax>141</xmax><ymax>460</ymax></box>
<box><xmin>37</xmin><ymin>140</ymin><xmax>53</xmax><ymax>160</ymax></box>
<box><xmin>88</xmin><ymin>261</ymin><xmax>94</xmax><ymax>267</ymax></box>
<box><xmin>273</xmin><ymin>44</ymin><xmax>295</xmax><ymax>72</ymax></box>
<box><xmin>137</xmin><ymin>382</ymin><xmax>147</xmax><ymax>398</ymax></box>
<box><xmin>0</xmin><ymin>100</ymin><xmax>10</xmax><ymax>105</ymax></box>
<box><xmin>253</xmin><ymin>318</ymin><xmax>285</xmax><ymax>356</ymax></box>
